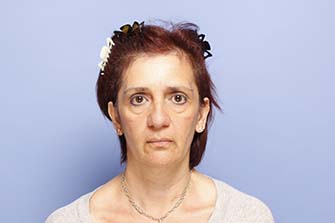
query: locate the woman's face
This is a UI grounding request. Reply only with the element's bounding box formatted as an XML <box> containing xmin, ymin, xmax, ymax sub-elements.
<box><xmin>108</xmin><ymin>52</ymin><xmax>210</xmax><ymax>167</ymax></box>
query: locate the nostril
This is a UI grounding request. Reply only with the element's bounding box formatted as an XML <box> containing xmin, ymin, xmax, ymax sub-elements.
<box><xmin>147</xmin><ymin>105</ymin><xmax>170</xmax><ymax>128</ymax></box>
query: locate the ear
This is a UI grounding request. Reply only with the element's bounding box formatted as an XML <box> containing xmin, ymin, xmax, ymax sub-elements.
<box><xmin>108</xmin><ymin>101</ymin><xmax>123</xmax><ymax>136</ymax></box>
<box><xmin>195</xmin><ymin>97</ymin><xmax>210</xmax><ymax>133</ymax></box>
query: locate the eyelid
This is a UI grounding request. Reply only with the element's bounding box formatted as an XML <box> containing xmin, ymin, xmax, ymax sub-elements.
<box><xmin>171</xmin><ymin>91</ymin><xmax>189</xmax><ymax>99</ymax></box>
<box><xmin>129</xmin><ymin>93</ymin><xmax>149</xmax><ymax>105</ymax></box>
<box><xmin>170</xmin><ymin>92</ymin><xmax>188</xmax><ymax>104</ymax></box>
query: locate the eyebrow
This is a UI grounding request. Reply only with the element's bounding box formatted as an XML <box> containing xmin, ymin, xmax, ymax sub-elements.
<box><xmin>123</xmin><ymin>86</ymin><xmax>194</xmax><ymax>95</ymax></box>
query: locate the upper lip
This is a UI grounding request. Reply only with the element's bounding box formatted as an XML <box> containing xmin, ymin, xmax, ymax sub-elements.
<box><xmin>147</xmin><ymin>138</ymin><xmax>173</xmax><ymax>143</ymax></box>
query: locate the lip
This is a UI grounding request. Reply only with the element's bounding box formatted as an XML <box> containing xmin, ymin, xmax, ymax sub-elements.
<box><xmin>147</xmin><ymin>138</ymin><xmax>173</xmax><ymax>147</ymax></box>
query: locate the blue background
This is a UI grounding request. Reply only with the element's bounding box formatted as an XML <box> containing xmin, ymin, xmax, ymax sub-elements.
<box><xmin>1</xmin><ymin>0</ymin><xmax>334</xmax><ymax>222</ymax></box>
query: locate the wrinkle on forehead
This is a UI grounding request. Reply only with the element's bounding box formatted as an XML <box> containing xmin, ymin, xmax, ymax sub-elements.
<box><xmin>117</xmin><ymin>51</ymin><xmax>199</xmax><ymax>105</ymax></box>
<box><xmin>121</xmin><ymin>50</ymin><xmax>194</xmax><ymax>83</ymax></box>
<box><xmin>123</xmin><ymin>86</ymin><xmax>195</xmax><ymax>96</ymax></box>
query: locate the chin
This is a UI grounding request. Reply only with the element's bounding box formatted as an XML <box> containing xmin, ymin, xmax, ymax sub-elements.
<box><xmin>144</xmin><ymin>150</ymin><xmax>181</xmax><ymax>167</ymax></box>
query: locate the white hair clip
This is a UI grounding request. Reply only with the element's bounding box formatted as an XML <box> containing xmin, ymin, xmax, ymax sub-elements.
<box><xmin>98</xmin><ymin>37</ymin><xmax>115</xmax><ymax>75</ymax></box>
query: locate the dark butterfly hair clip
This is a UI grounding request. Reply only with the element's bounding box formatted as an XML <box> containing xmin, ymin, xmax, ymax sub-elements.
<box><xmin>198</xmin><ymin>34</ymin><xmax>212</xmax><ymax>59</ymax></box>
<box><xmin>114</xmin><ymin>21</ymin><xmax>144</xmax><ymax>38</ymax></box>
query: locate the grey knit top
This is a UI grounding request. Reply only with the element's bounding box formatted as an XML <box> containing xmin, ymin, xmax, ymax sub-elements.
<box><xmin>45</xmin><ymin>177</ymin><xmax>275</xmax><ymax>223</ymax></box>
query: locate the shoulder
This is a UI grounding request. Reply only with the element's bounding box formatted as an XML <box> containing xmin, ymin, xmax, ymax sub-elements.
<box><xmin>44</xmin><ymin>191</ymin><xmax>94</xmax><ymax>223</ymax></box>
<box><xmin>212</xmin><ymin>178</ymin><xmax>275</xmax><ymax>223</ymax></box>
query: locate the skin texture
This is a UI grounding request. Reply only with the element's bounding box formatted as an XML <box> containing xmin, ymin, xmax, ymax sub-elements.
<box><xmin>90</xmin><ymin>52</ymin><xmax>216</xmax><ymax>223</ymax></box>
<box><xmin>109</xmin><ymin>52</ymin><xmax>210</xmax><ymax>168</ymax></box>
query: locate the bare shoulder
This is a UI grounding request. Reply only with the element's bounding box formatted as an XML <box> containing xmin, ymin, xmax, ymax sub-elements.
<box><xmin>189</xmin><ymin>170</ymin><xmax>217</xmax><ymax>206</ymax></box>
<box><xmin>89</xmin><ymin>174</ymin><xmax>123</xmax><ymax>212</ymax></box>
<box><xmin>89</xmin><ymin>174</ymin><xmax>131</xmax><ymax>222</ymax></box>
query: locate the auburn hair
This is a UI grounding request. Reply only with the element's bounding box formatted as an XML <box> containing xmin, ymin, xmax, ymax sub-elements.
<box><xmin>96</xmin><ymin>21</ymin><xmax>221</xmax><ymax>169</ymax></box>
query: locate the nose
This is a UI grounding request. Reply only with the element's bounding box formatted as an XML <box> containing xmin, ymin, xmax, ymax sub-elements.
<box><xmin>147</xmin><ymin>100</ymin><xmax>170</xmax><ymax>129</ymax></box>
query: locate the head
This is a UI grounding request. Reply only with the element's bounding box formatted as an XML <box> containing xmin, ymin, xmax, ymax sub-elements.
<box><xmin>96</xmin><ymin>21</ymin><xmax>220</xmax><ymax>169</ymax></box>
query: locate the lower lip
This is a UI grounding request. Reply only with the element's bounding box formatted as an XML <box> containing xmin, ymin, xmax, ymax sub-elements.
<box><xmin>148</xmin><ymin>141</ymin><xmax>172</xmax><ymax>147</ymax></box>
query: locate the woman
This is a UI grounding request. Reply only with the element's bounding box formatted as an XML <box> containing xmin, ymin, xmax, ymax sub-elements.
<box><xmin>45</xmin><ymin>21</ymin><xmax>274</xmax><ymax>223</ymax></box>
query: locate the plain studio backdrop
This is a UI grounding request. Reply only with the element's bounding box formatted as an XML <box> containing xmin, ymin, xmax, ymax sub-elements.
<box><xmin>0</xmin><ymin>0</ymin><xmax>334</xmax><ymax>222</ymax></box>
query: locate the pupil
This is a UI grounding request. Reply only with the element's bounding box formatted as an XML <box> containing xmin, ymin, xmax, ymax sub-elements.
<box><xmin>175</xmin><ymin>95</ymin><xmax>181</xmax><ymax>102</ymax></box>
<box><xmin>136</xmin><ymin>96</ymin><xmax>143</xmax><ymax>103</ymax></box>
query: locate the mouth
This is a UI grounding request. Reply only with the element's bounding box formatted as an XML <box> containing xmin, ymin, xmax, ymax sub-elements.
<box><xmin>147</xmin><ymin>138</ymin><xmax>173</xmax><ymax>147</ymax></box>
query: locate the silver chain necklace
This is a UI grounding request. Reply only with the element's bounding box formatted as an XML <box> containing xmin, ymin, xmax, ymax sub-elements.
<box><xmin>121</xmin><ymin>170</ymin><xmax>192</xmax><ymax>223</ymax></box>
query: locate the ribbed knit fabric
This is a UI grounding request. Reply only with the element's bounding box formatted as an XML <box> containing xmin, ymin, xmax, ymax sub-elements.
<box><xmin>45</xmin><ymin>177</ymin><xmax>275</xmax><ymax>223</ymax></box>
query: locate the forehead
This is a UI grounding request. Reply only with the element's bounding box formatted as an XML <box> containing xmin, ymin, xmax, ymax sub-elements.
<box><xmin>121</xmin><ymin>52</ymin><xmax>196</xmax><ymax>89</ymax></box>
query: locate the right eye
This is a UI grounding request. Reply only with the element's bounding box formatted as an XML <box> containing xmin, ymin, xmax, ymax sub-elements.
<box><xmin>130</xmin><ymin>95</ymin><xmax>147</xmax><ymax>106</ymax></box>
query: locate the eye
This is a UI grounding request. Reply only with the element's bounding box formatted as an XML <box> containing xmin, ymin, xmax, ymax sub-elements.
<box><xmin>171</xmin><ymin>94</ymin><xmax>187</xmax><ymax>105</ymax></box>
<box><xmin>130</xmin><ymin>95</ymin><xmax>147</xmax><ymax>106</ymax></box>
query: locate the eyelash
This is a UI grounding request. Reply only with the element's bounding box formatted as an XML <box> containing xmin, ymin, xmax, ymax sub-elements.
<box><xmin>130</xmin><ymin>94</ymin><xmax>147</xmax><ymax>106</ymax></box>
<box><xmin>171</xmin><ymin>93</ymin><xmax>187</xmax><ymax>105</ymax></box>
<box><xmin>129</xmin><ymin>93</ymin><xmax>188</xmax><ymax>106</ymax></box>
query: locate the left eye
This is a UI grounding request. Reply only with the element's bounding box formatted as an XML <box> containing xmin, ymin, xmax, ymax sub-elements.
<box><xmin>171</xmin><ymin>94</ymin><xmax>187</xmax><ymax>104</ymax></box>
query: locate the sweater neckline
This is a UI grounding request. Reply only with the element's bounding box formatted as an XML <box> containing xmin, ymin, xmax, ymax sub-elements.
<box><xmin>79</xmin><ymin>176</ymin><xmax>224</xmax><ymax>223</ymax></box>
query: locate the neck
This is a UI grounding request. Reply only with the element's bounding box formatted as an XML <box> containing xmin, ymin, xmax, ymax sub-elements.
<box><xmin>122</xmin><ymin>160</ymin><xmax>193</xmax><ymax>217</ymax></box>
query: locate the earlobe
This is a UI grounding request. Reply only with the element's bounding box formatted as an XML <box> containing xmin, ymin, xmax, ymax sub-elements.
<box><xmin>108</xmin><ymin>101</ymin><xmax>123</xmax><ymax>135</ymax></box>
<box><xmin>196</xmin><ymin>97</ymin><xmax>210</xmax><ymax>133</ymax></box>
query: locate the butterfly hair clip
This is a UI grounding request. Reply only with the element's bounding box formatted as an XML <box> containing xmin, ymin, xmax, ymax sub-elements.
<box><xmin>114</xmin><ymin>21</ymin><xmax>144</xmax><ymax>38</ymax></box>
<box><xmin>198</xmin><ymin>34</ymin><xmax>212</xmax><ymax>59</ymax></box>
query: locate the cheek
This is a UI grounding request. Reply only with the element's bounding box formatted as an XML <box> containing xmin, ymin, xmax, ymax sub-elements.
<box><xmin>119</xmin><ymin>110</ymin><xmax>146</xmax><ymax>138</ymax></box>
<box><xmin>172</xmin><ymin>108</ymin><xmax>199</xmax><ymax>132</ymax></box>
<box><xmin>119</xmin><ymin>105</ymin><xmax>200</xmax><ymax>133</ymax></box>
